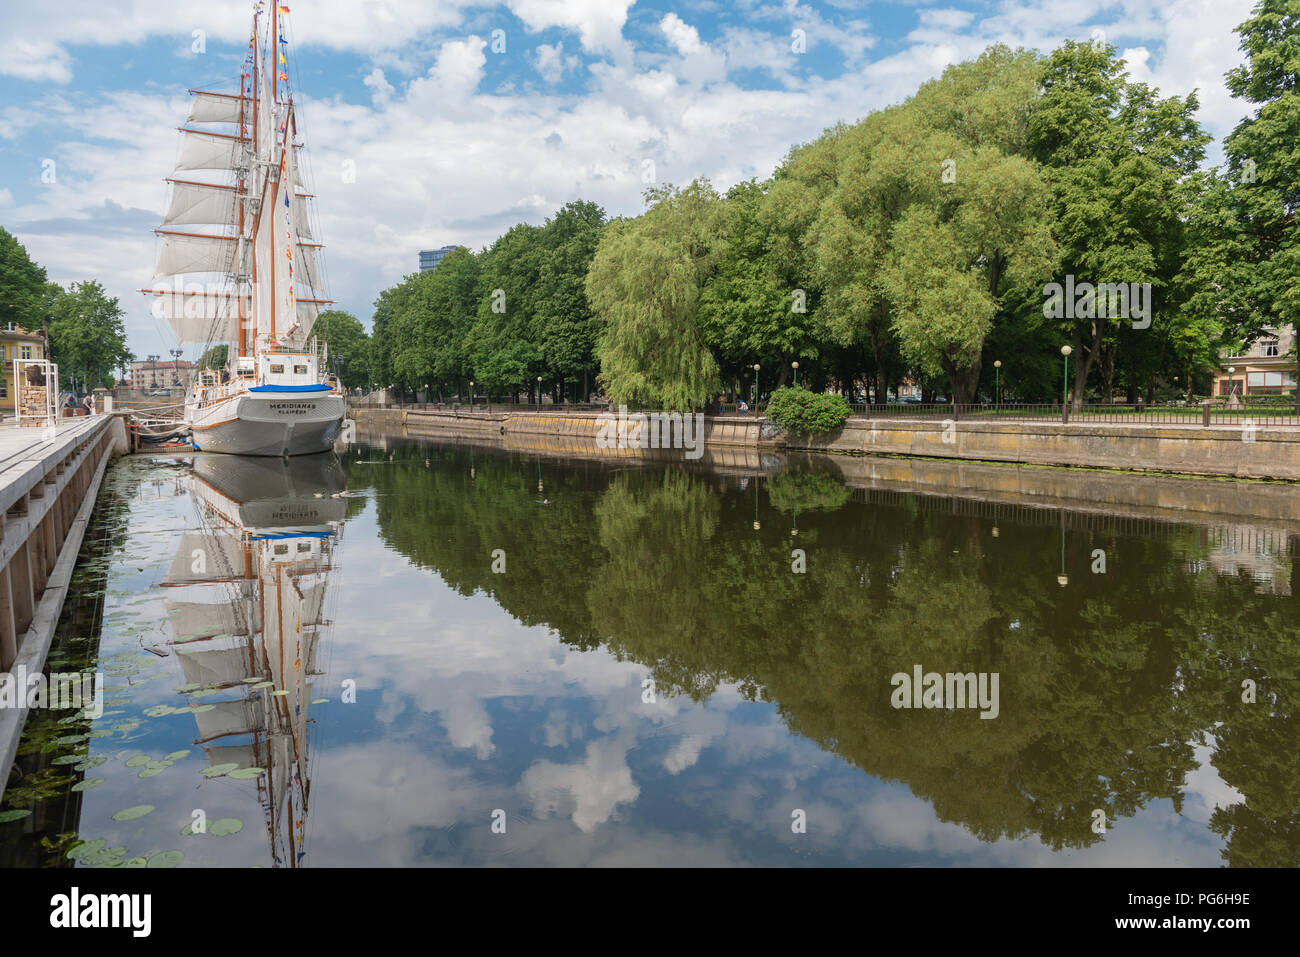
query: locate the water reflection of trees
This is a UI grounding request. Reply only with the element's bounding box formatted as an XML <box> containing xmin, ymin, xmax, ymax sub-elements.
<box><xmin>346</xmin><ymin>443</ymin><xmax>1299</xmax><ymax>865</ymax></box>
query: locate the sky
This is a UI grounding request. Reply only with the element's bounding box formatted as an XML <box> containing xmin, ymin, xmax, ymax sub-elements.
<box><xmin>0</xmin><ymin>0</ymin><xmax>1263</xmax><ymax>361</ymax></box>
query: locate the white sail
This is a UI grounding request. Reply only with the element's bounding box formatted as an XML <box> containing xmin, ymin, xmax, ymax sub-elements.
<box><xmin>291</xmin><ymin>194</ymin><xmax>313</xmax><ymax>240</ymax></box>
<box><xmin>166</xmin><ymin>598</ymin><xmax>251</xmax><ymax>640</ymax></box>
<box><xmin>188</xmin><ymin>92</ymin><xmax>250</xmax><ymax>126</ymax></box>
<box><xmin>179</xmin><ymin>643</ymin><xmax>253</xmax><ymax>687</ymax></box>
<box><xmin>164</xmin><ymin>531</ymin><xmax>248</xmax><ymax>584</ymax></box>
<box><xmin>175</xmin><ymin>129</ymin><xmax>246</xmax><ymax>172</ymax></box>
<box><xmin>195</xmin><ymin>699</ymin><xmax>264</xmax><ymax>741</ymax></box>
<box><xmin>153</xmin><ymin>233</ymin><xmax>238</xmax><ymax>279</ymax></box>
<box><xmin>163</xmin><ymin>181</ymin><xmax>239</xmax><ymax>228</ymax></box>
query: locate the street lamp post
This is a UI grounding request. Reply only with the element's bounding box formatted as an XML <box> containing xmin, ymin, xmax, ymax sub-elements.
<box><xmin>993</xmin><ymin>359</ymin><xmax>1002</xmax><ymax>412</ymax></box>
<box><xmin>792</xmin><ymin>360</ymin><xmax>799</xmax><ymax>388</ymax></box>
<box><xmin>469</xmin><ymin>379</ymin><xmax>474</xmax><ymax>412</ymax></box>
<box><xmin>1060</xmin><ymin>345</ymin><xmax>1072</xmax><ymax>423</ymax></box>
<box><xmin>537</xmin><ymin>375</ymin><xmax>543</xmax><ymax>406</ymax></box>
<box><xmin>752</xmin><ymin>364</ymin><xmax>760</xmax><ymax>414</ymax></box>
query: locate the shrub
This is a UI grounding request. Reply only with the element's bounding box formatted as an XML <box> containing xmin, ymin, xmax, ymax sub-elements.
<box><xmin>765</xmin><ymin>386</ymin><xmax>852</xmax><ymax>435</ymax></box>
<box><xmin>767</xmin><ymin>469</ymin><xmax>852</xmax><ymax>512</ymax></box>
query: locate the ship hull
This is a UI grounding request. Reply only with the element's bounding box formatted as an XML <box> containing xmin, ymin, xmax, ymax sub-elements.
<box><xmin>189</xmin><ymin>391</ymin><xmax>345</xmax><ymax>457</ymax></box>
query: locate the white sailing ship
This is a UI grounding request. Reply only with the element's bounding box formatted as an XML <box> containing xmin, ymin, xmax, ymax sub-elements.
<box><xmin>163</xmin><ymin>453</ymin><xmax>347</xmax><ymax>866</ymax></box>
<box><xmin>145</xmin><ymin>1</ymin><xmax>344</xmax><ymax>456</ymax></box>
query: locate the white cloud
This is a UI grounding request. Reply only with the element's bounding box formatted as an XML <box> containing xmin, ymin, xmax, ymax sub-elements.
<box><xmin>362</xmin><ymin>67</ymin><xmax>396</xmax><ymax>104</ymax></box>
<box><xmin>532</xmin><ymin>41</ymin><xmax>577</xmax><ymax>86</ymax></box>
<box><xmin>507</xmin><ymin>0</ymin><xmax>636</xmax><ymax>58</ymax></box>
<box><xmin>427</xmin><ymin>36</ymin><xmax>488</xmax><ymax>98</ymax></box>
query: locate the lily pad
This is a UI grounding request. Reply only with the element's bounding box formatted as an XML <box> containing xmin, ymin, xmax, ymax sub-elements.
<box><xmin>146</xmin><ymin>850</ymin><xmax>183</xmax><ymax>869</ymax></box>
<box><xmin>0</xmin><ymin>809</ymin><xmax>33</xmax><ymax>823</ymax></box>
<box><xmin>111</xmin><ymin>804</ymin><xmax>155</xmax><ymax>822</ymax></box>
<box><xmin>143</xmin><ymin>705</ymin><xmax>175</xmax><ymax>718</ymax></box>
<box><xmin>67</xmin><ymin>838</ymin><xmax>107</xmax><ymax>860</ymax></box>
<box><xmin>163</xmin><ymin>750</ymin><xmax>191</xmax><ymax>762</ymax></box>
<box><xmin>227</xmin><ymin>767</ymin><xmax>264</xmax><ymax>780</ymax></box>
<box><xmin>310</xmin><ymin>699</ymin><xmax>329</xmax><ymax>705</ymax></box>
<box><xmin>201</xmin><ymin>763</ymin><xmax>239</xmax><ymax>779</ymax></box>
<box><xmin>125</xmin><ymin>755</ymin><xmax>151</xmax><ymax>767</ymax></box>
<box><xmin>210</xmin><ymin>817</ymin><xmax>244</xmax><ymax>837</ymax></box>
<box><xmin>71</xmin><ymin>778</ymin><xmax>105</xmax><ymax>792</ymax></box>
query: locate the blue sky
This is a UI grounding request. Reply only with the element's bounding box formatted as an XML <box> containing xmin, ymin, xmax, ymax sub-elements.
<box><xmin>0</xmin><ymin>0</ymin><xmax>1261</xmax><ymax>360</ymax></box>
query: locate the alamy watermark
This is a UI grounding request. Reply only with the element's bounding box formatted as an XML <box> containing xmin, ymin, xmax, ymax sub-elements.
<box><xmin>596</xmin><ymin>405</ymin><xmax>704</xmax><ymax>460</ymax></box>
<box><xmin>1042</xmin><ymin>275</ymin><xmax>1151</xmax><ymax>329</ymax></box>
<box><xmin>890</xmin><ymin>664</ymin><xmax>999</xmax><ymax>719</ymax></box>
<box><xmin>0</xmin><ymin>666</ymin><xmax>103</xmax><ymax>718</ymax></box>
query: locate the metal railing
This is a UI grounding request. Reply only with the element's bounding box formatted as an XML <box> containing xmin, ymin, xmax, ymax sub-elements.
<box><xmin>852</xmin><ymin>401</ymin><xmax>1300</xmax><ymax>427</ymax></box>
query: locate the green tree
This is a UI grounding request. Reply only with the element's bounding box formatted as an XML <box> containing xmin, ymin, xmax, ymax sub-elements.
<box><xmin>47</xmin><ymin>281</ymin><xmax>131</xmax><ymax>390</ymax></box>
<box><xmin>468</xmin><ymin>226</ymin><xmax>544</xmax><ymax>399</ymax></box>
<box><xmin>587</xmin><ymin>181</ymin><xmax>729</xmax><ymax>409</ymax></box>
<box><xmin>199</xmin><ymin>344</ymin><xmax>228</xmax><ymax>370</ymax></box>
<box><xmin>1030</xmin><ymin>40</ymin><xmax>1211</xmax><ymax>406</ymax></box>
<box><xmin>532</xmin><ymin>200</ymin><xmax>606</xmax><ymax>401</ymax></box>
<box><xmin>699</xmin><ymin>179</ymin><xmax>825</xmax><ymax>395</ymax></box>
<box><xmin>0</xmin><ymin>227</ymin><xmax>50</xmax><ymax>332</ymax></box>
<box><xmin>1185</xmin><ymin>0</ymin><xmax>1300</xmax><ymax>407</ymax></box>
<box><xmin>312</xmin><ymin>309</ymin><xmax>369</xmax><ymax>389</ymax></box>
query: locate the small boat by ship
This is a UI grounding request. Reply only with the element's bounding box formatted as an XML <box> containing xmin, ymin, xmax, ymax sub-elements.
<box><xmin>145</xmin><ymin>1</ymin><xmax>344</xmax><ymax>456</ymax></box>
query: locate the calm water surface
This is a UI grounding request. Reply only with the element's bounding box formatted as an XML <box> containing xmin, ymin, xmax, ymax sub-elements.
<box><xmin>1</xmin><ymin>437</ymin><xmax>1296</xmax><ymax>866</ymax></box>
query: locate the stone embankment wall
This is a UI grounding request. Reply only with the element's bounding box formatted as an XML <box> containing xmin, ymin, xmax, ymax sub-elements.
<box><xmin>350</xmin><ymin>406</ymin><xmax>1300</xmax><ymax>481</ymax></box>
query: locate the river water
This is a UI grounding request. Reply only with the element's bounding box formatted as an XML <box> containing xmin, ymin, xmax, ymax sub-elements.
<box><xmin>1</xmin><ymin>433</ymin><xmax>1296</xmax><ymax>866</ymax></box>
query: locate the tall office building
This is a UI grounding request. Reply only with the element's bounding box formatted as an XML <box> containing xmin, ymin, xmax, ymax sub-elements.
<box><xmin>419</xmin><ymin>245</ymin><xmax>465</xmax><ymax>271</ymax></box>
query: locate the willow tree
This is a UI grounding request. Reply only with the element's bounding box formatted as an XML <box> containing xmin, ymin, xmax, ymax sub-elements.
<box><xmin>587</xmin><ymin>181</ymin><xmax>728</xmax><ymax>409</ymax></box>
<box><xmin>777</xmin><ymin>46</ymin><xmax>1055</xmax><ymax>405</ymax></box>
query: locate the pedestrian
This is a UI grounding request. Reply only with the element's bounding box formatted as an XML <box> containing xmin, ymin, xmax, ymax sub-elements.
<box><xmin>738</xmin><ymin>398</ymin><xmax>748</xmax><ymax>413</ymax></box>
<box><xmin>81</xmin><ymin>393</ymin><xmax>95</xmax><ymax>416</ymax></box>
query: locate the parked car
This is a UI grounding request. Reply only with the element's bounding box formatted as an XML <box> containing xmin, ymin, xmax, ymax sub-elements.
<box><xmin>147</xmin><ymin>389</ymin><xmax>170</xmax><ymax>397</ymax></box>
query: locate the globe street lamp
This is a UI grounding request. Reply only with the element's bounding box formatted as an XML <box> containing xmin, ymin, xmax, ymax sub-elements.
<box><xmin>1227</xmin><ymin>365</ymin><xmax>1236</xmax><ymax>402</ymax></box>
<box><xmin>752</xmin><ymin>364</ymin><xmax>760</xmax><ymax>413</ymax></box>
<box><xmin>537</xmin><ymin>375</ymin><xmax>543</xmax><ymax>406</ymax></box>
<box><xmin>993</xmin><ymin>359</ymin><xmax>1002</xmax><ymax>411</ymax></box>
<box><xmin>792</xmin><ymin>360</ymin><xmax>799</xmax><ymax>388</ymax></box>
<box><xmin>469</xmin><ymin>379</ymin><xmax>474</xmax><ymax>411</ymax></box>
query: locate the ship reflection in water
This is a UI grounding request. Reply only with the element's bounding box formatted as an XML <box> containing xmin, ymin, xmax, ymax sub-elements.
<box><xmin>164</xmin><ymin>454</ymin><xmax>345</xmax><ymax>867</ymax></box>
<box><xmin>0</xmin><ymin>452</ymin><xmax>349</xmax><ymax>868</ymax></box>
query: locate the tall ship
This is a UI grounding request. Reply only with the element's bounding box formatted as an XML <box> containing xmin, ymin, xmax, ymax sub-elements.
<box><xmin>145</xmin><ymin>1</ymin><xmax>344</xmax><ymax>456</ymax></box>
<box><xmin>163</xmin><ymin>453</ymin><xmax>347</xmax><ymax>866</ymax></box>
